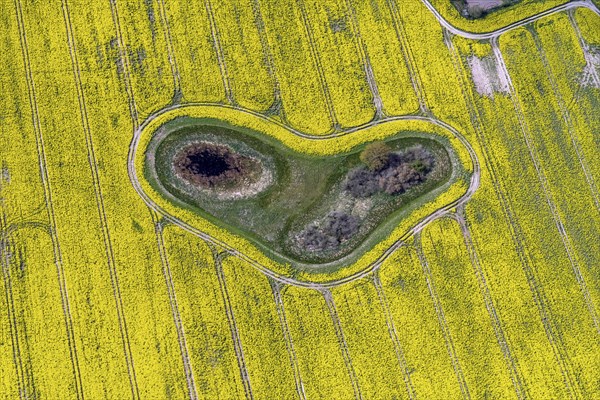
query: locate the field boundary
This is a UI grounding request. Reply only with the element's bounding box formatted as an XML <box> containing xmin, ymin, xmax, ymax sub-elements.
<box><xmin>128</xmin><ymin>103</ymin><xmax>479</xmax><ymax>286</ymax></box>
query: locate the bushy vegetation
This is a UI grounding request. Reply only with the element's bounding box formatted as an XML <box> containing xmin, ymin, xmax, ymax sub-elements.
<box><xmin>296</xmin><ymin>144</ymin><xmax>437</xmax><ymax>254</ymax></box>
<box><xmin>297</xmin><ymin>211</ymin><xmax>360</xmax><ymax>252</ymax></box>
<box><xmin>360</xmin><ymin>142</ymin><xmax>392</xmax><ymax>171</ymax></box>
<box><xmin>345</xmin><ymin>145</ymin><xmax>435</xmax><ymax>197</ymax></box>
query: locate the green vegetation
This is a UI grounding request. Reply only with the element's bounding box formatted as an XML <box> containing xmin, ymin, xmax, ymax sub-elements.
<box><xmin>146</xmin><ymin>117</ymin><xmax>453</xmax><ymax>264</ymax></box>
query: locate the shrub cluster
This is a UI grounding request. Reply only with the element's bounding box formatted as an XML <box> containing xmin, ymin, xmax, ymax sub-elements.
<box><xmin>297</xmin><ymin>211</ymin><xmax>360</xmax><ymax>252</ymax></box>
<box><xmin>295</xmin><ymin>143</ymin><xmax>436</xmax><ymax>254</ymax></box>
<box><xmin>451</xmin><ymin>0</ymin><xmax>520</xmax><ymax>19</ymax></box>
<box><xmin>360</xmin><ymin>142</ymin><xmax>392</xmax><ymax>171</ymax></box>
<box><xmin>345</xmin><ymin>145</ymin><xmax>435</xmax><ymax>198</ymax></box>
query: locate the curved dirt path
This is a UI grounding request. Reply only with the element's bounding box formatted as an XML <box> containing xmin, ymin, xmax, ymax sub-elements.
<box><xmin>420</xmin><ymin>0</ymin><xmax>600</xmax><ymax>40</ymax></box>
<box><xmin>127</xmin><ymin>103</ymin><xmax>480</xmax><ymax>289</ymax></box>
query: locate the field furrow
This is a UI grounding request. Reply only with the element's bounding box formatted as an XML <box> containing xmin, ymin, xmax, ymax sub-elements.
<box><xmin>113</xmin><ymin>0</ymin><xmax>174</xmax><ymax>118</ymax></box>
<box><xmin>383</xmin><ymin>0</ymin><xmax>428</xmax><ymax>113</ymax></box>
<box><xmin>448</xmin><ymin>34</ymin><xmax>576</xmax><ymax>399</ymax></box>
<box><xmin>155</xmin><ymin>0</ymin><xmax>182</xmax><ymax>98</ymax></box>
<box><xmin>574</xmin><ymin>7</ymin><xmax>600</xmax><ymax>87</ymax></box>
<box><xmin>0</xmin><ymin>8</ymin><xmax>47</xmax><ymax>397</ymax></box>
<box><xmin>443</xmin><ymin>37</ymin><xmax>530</xmax><ymax>397</ymax></box>
<box><xmin>258</xmin><ymin>0</ymin><xmax>333</xmax><ymax>134</ymax></box>
<box><xmin>348</xmin><ymin>0</ymin><xmax>419</xmax><ymax>116</ymax></box>
<box><xmin>2</xmin><ymin>227</ymin><xmax>78</xmax><ymax>399</ymax></box>
<box><xmin>372</xmin><ymin>272</ymin><xmax>416</xmax><ymax>399</ymax></box>
<box><xmin>162</xmin><ymin>226</ymin><xmax>247</xmax><ymax>399</ymax></box>
<box><xmin>247</xmin><ymin>0</ymin><xmax>284</xmax><ymax>116</ymax></box>
<box><xmin>531</xmin><ymin>14</ymin><xmax>600</xmax><ymax>326</ymax></box>
<box><xmin>301</xmin><ymin>0</ymin><xmax>375</xmax><ymax>128</ymax></box>
<box><xmin>420</xmin><ymin>217</ymin><xmax>517</xmax><ymax>399</ymax></box>
<box><xmin>220</xmin><ymin>257</ymin><xmax>299</xmax><ymax>400</ymax></box>
<box><xmin>378</xmin><ymin>244</ymin><xmax>463</xmax><ymax>398</ymax></box>
<box><xmin>331</xmin><ymin>277</ymin><xmax>411</xmax><ymax>400</ymax></box>
<box><xmin>343</xmin><ymin>0</ymin><xmax>384</xmax><ymax>118</ymax></box>
<box><xmin>2</xmin><ymin>0</ymin><xmax>600</xmax><ymax>398</ymax></box>
<box><xmin>271</xmin><ymin>282</ymin><xmax>306</xmax><ymax>399</ymax></box>
<box><xmin>455</xmin><ymin>212</ymin><xmax>527</xmax><ymax>399</ymax></box>
<box><xmin>322</xmin><ymin>290</ymin><xmax>362</xmax><ymax>399</ymax></box>
<box><xmin>0</xmin><ymin>221</ymin><xmax>28</xmax><ymax>400</ymax></box>
<box><xmin>498</xmin><ymin>38</ymin><xmax>582</xmax><ymax>398</ymax></box>
<box><xmin>163</xmin><ymin>0</ymin><xmax>225</xmax><ymax>104</ymax></box>
<box><xmin>448</xmin><ymin>28</ymin><xmax>596</xmax><ymax>398</ymax></box>
<box><xmin>0</xmin><ymin>3</ymin><xmax>45</xmax><ymax>225</ymax></box>
<box><xmin>154</xmin><ymin>218</ymin><xmax>197</xmax><ymax>400</ymax></box>
<box><xmin>293</xmin><ymin>0</ymin><xmax>340</xmax><ymax>130</ymax></box>
<box><xmin>13</xmin><ymin>0</ymin><xmax>85</xmax><ymax>397</ymax></box>
<box><xmin>0</xmin><ymin>227</ymin><xmax>19</xmax><ymax>398</ymax></box>
<box><xmin>541</xmin><ymin>8</ymin><xmax>600</xmax><ymax>309</ymax></box>
<box><xmin>210</xmin><ymin>0</ymin><xmax>275</xmax><ymax>112</ymax></box>
<box><xmin>61</xmin><ymin>1</ymin><xmax>141</xmax><ymax>396</ymax></box>
<box><xmin>214</xmin><ymin>253</ymin><xmax>254</xmax><ymax>400</ymax></box>
<box><xmin>393</xmin><ymin>0</ymin><xmax>472</xmax><ymax>131</ymax></box>
<box><xmin>532</xmin><ymin>18</ymin><xmax>600</xmax><ymax>211</ymax></box>
<box><xmin>415</xmin><ymin>234</ymin><xmax>471</xmax><ymax>399</ymax></box>
<box><xmin>498</xmin><ymin>26</ymin><xmax>600</xmax><ymax>395</ymax></box>
<box><xmin>69</xmin><ymin>0</ymin><xmax>193</xmax><ymax>396</ymax></box>
<box><xmin>204</xmin><ymin>0</ymin><xmax>234</xmax><ymax>105</ymax></box>
<box><xmin>282</xmin><ymin>286</ymin><xmax>356</xmax><ymax>399</ymax></box>
<box><xmin>568</xmin><ymin>8</ymin><xmax>600</xmax><ymax>198</ymax></box>
<box><xmin>108</xmin><ymin>0</ymin><xmax>139</xmax><ymax>124</ymax></box>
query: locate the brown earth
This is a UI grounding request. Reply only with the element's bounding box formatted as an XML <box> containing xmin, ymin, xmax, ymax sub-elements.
<box><xmin>173</xmin><ymin>142</ymin><xmax>262</xmax><ymax>189</ymax></box>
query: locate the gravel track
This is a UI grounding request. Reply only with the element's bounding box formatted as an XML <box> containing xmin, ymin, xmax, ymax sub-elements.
<box><xmin>420</xmin><ymin>0</ymin><xmax>600</xmax><ymax>40</ymax></box>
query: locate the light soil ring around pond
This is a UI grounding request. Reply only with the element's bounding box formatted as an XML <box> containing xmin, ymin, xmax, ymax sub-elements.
<box><xmin>129</xmin><ymin>103</ymin><xmax>480</xmax><ymax>287</ymax></box>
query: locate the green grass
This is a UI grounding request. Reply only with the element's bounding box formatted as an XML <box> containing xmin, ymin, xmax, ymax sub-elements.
<box><xmin>144</xmin><ymin>117</ymin><xmax>457</xmax><ymax>266</ymax></box>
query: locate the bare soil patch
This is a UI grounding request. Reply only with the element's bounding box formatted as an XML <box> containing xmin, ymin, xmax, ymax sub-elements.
<box><xmin>468</xmin><ymin>55</ymin><xmax>509</xmax><ymax>98</ymax></box>
<box><xmin>174</xmin><ymin>142</ymin><xmax>262</xmax><ymax>190</ymax></box>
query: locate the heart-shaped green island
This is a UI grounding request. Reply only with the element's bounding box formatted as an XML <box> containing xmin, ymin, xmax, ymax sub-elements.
<box><xmin>131</xmin><ymin>105</ymin><xmax>476</xmax><ymax>283</ymax></box>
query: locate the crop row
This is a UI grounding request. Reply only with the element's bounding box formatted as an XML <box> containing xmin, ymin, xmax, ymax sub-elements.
<box><xmin>419</xmin><ymin>217</ymin><xmax>516</xmax><ymax>398</ymax></box>
<box><xmin>446</xmin><ymin>10</ymin><xmax>600</xmax><ymax>396</ymax></box>
<box><xmin>2</xmin><ymin>1</ymin><xmax>599</xmax><ymax>399</ymax></box>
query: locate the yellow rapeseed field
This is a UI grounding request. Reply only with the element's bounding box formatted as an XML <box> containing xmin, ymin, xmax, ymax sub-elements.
<box><xmin>1</xmin><ymin>0</ymin><xmax>599</xmax><ymax>398</ymax></box>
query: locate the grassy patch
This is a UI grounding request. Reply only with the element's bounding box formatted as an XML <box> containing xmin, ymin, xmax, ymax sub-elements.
<box><xmin>145</xmin><ymin>117</ymin><xmax>454</xmax><ymax>265</ymax></box>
